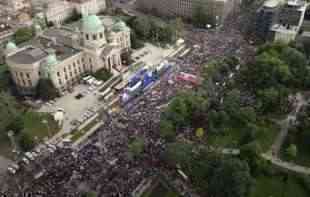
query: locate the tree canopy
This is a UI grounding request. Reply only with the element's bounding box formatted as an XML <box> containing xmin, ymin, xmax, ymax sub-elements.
<box><xmin>14</xmin><ymin>27</ymin><xmax>34</xmax><ymax>45</ymax></box>
<box><xmin>36</xmin><ymin>79</ymin><xmax>59</xmax><ymax>101</ymax></box>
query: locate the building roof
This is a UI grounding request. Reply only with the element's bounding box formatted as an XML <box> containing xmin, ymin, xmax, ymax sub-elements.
<box><xmin>264</xmin><ymin>0</ymin><xmax>281</xmax><ymax>8</ymax></box>
<box><xmin>82</xmin><ymin>14</ymin><xmax>104</xmax><ymax>32</ymax></box>
<box><xmin>112</xmin><ymin>21</ymin><xmax>130</xmax><ymax>32</ymax></box>
<box><xmin>7</xmin><ymin>47</ymin><xmax>48</xmax><ymax>64</ymax></box>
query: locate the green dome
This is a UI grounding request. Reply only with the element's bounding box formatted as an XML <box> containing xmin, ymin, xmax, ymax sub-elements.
<box><xmin>46</xmin><ymin>54</ymin><xmax>58</xmax><ymax>66</ymax></box>
<box><xmin>6</xmin><ymin>42</ymin><xmax>17</xmax><ymax>51</ymax></box>
<box><xmin>82</xmin><ymin>15</ymin><xmax>104</xmax><ymax>33</ymax></box>
<box><xmin>113</xmin><ymin>21</ymin><xmax>130</xmax><ymax>32</ymax></box>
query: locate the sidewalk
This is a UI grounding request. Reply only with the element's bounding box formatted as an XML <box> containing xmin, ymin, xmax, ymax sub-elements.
<box><xmin>262</xmin><ymin>153</ymin><xmax>310</xmax><ymax>175</ymax></box>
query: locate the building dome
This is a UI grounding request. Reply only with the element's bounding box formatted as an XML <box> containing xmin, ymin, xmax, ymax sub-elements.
<box><xmin>113</xmin><ymin>21</ymin><xmax>130</xmax><ymax>32</ymax></box>
<box><xmin>46</xmin><ymin>54</ymin><xmax>58</xmax><ymax>67</ymax></box>
<box><xmin>82</xmin><ymin>15</ymin><xmax>104</xmax><ymax>33</ymax></box>
<box><xmin>6</xmin><ymin>42</ymin><xmax>17</xmax><ymax>51</ymax></box>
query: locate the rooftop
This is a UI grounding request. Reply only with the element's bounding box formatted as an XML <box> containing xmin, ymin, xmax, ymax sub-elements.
<box><xmin>264</xmin><ymin>0</ymin><xmax>281</xmax><ymax>8</ymax></box>
<box><xmin>8</xmin><ymin>47</ymin><xmax>48</xmax><ymax>64</ymax></box>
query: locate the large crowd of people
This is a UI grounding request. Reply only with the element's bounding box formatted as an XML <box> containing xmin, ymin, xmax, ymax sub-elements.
<box><xmin>1</xmin><ymin>20</ymin><xmax>255</xmax><ymax>197</ymax></box>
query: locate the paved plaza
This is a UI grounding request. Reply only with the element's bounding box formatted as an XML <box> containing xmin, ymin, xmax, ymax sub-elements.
<box><xmin>38</xmin><ymin>84</ymin><xmax>103</xmax><ymax>134</ymax></box>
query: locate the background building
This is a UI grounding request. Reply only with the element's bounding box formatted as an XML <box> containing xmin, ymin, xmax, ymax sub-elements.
<box><xmin>136</xmin><ymin>0</ymin><xmax>238</xmax><ymax>25</ymax></box>
<box><xmin>255</xmin><ymin>0</ymin><xmax>307</xmax><ymax>43</ymax></box>
<box><xmin>44</xmin><ymin>0</ymin><xmax>106</xmax><ymax>26</ymax></box>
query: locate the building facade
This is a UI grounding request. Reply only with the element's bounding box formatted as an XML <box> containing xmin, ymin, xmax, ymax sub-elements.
<box><xmin>256</xmin><ymin>0</ymin><xmax>307</xmax><ymax>43</ymax></box>
<box><xmin>5</xmin><ymin>14</ymin><xmax>130</xmax><ymax>95</ymax></box>
<box><xmin>136</xmin><ymin>0</ymin><xmax>238</xmax><ymax>24</ymax></box>
<box><xmin>45</xmin><ymin>0</ymin><xmax>106</xmax><ymax>26</ymax></box>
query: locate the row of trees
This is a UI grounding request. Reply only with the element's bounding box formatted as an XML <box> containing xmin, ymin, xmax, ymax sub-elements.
<box><xmin>13</xmin><ymin>27</ymin><xmax>35</xmax><ymax>45</ymax></box>
<box><xmin>192</xmin><ymin>0</ymin><xmax>216</xmax><ymax>28</ymax></box>
<box><xmin>241</xmin><ymin>42</ymin><xmax>310</xmax><ymax>114</ymax></box>
<box><xmin>164</xmin><ymin>142</ymin><xmax>253</xmax><ymax>197</ymax></box>
<box><xmin>126</xmin><ymin>16</ymin><xmax>184</xmax><ymax>46</ymax></box>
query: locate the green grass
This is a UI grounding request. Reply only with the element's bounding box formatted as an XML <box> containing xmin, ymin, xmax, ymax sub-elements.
<box><xmin>280</xmin><ymin>130</ymin><xmax>310</xmax><ymax>167</ymax></box>
<box><xmin>22</xmin><ymin>111</ymin><xmax>59</xmax><ymax>140</ymax></box>
<box><xmin>0</xmin><ymin>111</ymin><xmax>60</xmax><ymax>158</ymax></box>
<box><xmin>250</xmin><ymin>174</ymin><xmax>309</xmax><ymax>197</ymax></box>
<box><xmin>70</xmin><ymin>118</ymin><xmax>99</xmax><ymax>142</ymax></box>
<box><xmin>207</xmin><ymin>120</ymin><xmax>280</xmax><ymax>152</ymax></box>
<box><xmin>0</xmin><ymin>64</ymin><xmax>10</xmax><ymax>91</ymax></box>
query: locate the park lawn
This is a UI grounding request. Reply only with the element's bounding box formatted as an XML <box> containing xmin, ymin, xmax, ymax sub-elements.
<box><xmin>250</xmin><ymin>174</ymin><xmax>309</xmax><ymax>197</ymax></box>
<box><xmin>22</xmin><ymin>111</ymin><xmax>59</xmax><ymax>140</ymax></box>
<box><xmin>280</xmin><ymin>130</ymin><xmax>310</xmax><ymax>167</ymax></box>
<box><xmin>207</xmin><ymin>119</ymin><xmax>279</xmax><ymax>152</ymax></box>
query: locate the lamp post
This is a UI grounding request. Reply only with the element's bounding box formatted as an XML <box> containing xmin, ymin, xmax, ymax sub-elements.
<box><xmin>7</xmin><ymin>130</ymin><xmax>17</xmax><ymax>153</ymax></box>
<box><xmin>42</xmin><ymin>119</ymin><xmax>51</xmax><ymax>138</ymax></box>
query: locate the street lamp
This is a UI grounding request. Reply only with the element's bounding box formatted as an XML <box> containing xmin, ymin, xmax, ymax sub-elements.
<box><xmin>7</xmin><ymin>130</ymin><xmax>17</xmax><ymax>153</ymax></box>
<box><xmin>42</xmin><ymin>119</ymin><xmax>51</xmax><ymax>138</ymax></box>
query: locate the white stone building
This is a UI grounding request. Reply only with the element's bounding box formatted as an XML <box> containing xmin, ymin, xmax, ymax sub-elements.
<box><xmin>5</xmin><ymin>14</ymin><xmax>130</xmax><ymax>96</ymax></box>
<box><xmin>45</xmin><ymin>0</ymin><xmax>106</xmax><ymax>25</ymax></box>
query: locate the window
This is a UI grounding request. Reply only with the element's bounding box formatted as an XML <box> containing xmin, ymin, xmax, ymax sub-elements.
<box><xmin>93</xmin><ymin>34</ymin><xmax>97</xmax><ymax>40</ymax></box>
<box><xmin>73</xmin><ymin>63</ymin><xmax>76</xmax><ymax>67</ymax></box>
<box><xmin>57</xmin><ymin>72</ymin><xmax>60</xmax><ymax>76</ymax></box>
<box><xmin>70</xmin><ymin>72</ymin><xmax>72</xmax><ymax>77</ymax></box>
<box><xmin>86</xmin><ymin>34</ymin><xmax>89</xmax><ymax>40</ymax></box>
<box><xmin>100</xmin><ymin>33</ymin><xmax>103</xmax><ymax>38</ymax></box>
<box><xmin>64</xmin><ymin>68</ymin><xmax>67</xmax><ymax>72</ymax></box>
<box><xmin>89</xmin><ymin>58</ymin><xmax>92</xmax><ymax>63</ymax></box>
<box><xmin>28</xmin><ymin>80</ymin><xmax>32</xmax><ymax>86</ymax></box>
<box><xmin>26</xmin><ymin>73</ymin><xmax>30</xmax><ymax>79</ymax></box>
<box><xmin>20</xmin><ymin>72</ymin><xmax>24</xmax><ymax>77</ymax></box>
<box><xmin>58</xmin><ymin>78</ymin><xmax>62</xmax><ymax>85</ymax></box>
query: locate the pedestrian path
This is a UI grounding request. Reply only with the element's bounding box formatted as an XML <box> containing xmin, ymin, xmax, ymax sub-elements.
<box><xmin>262</xmin><ymin>153</ymin><xmax>310</xmax><ymax>175</ymax></box>
<box><xmin>261</xmin><ymin>93</ymin><xmax>310</xmax><ymax>175</ymax></box>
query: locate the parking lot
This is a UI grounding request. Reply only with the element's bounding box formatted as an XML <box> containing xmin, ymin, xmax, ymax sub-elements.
<box><xmin>38</xmin><ymin>83</ymin><xmax>104</xmax><ymax>135</ymax></box>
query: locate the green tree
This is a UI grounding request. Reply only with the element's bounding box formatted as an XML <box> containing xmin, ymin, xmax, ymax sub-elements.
<box><xmin>172</xmin><ymin>18</ymin><xmax>184</xmax><ymax>39</ymax></box>
<box><xmin>195</xmin><ymin>127</ymin><xmax>204</xmax><ymax>139</ymax></box>
<box><xmin>192</xmin><ymin>0</ymin><xmax>215</xmax><ymax>28</ymax></box>
<box><xmin>159</xmin><ymin>120</ymin><xmax>176</xmax><ymax>141</ymax></box>
<box><xmin>14</xmin><ymin>27</ymin><xmax>34</xmax><ymax>44</ymax></box>
<box><xmin>286</xmin><ymin>144</ymin><xmax>297</xmax><ymax>159</ymax></box>
<box><xmin>18</xmin><ymin>132</ymin><xmax>35</xmax><ymax>151</ymax></box>
<box><xmin>132</xmin><ymin>16</ymin><xmax>151</xmax><ymax>39</ymax></box>
<box><xmin>240</xmin><ymin>141</ymin><xmax>264</xmax><ymax>175</ymax></box>
<box><xmin>6</xmin><ymin>116</ymin><xmax>24</xmax><ymax>134</ymax></box>
<box><xmin>130</xmin><ymin>31</ymin><xmax>144</xmax><ymax>49</ymax></box>
<box><xmin>36</xmin><ymin>79</ymin><xmax>59</xmax><ymax>101</ymax></box>
<box><xmin>164</xmin><ymin>142</ymin><xmax>194</xmax><ymax>170</ymax></box>
<box><xmin>128</xmin><ymin>137</ymin><xmax>145</xmax><ymax>158</ymax></box>
<box><xmin>0</xmin><ymin>92</ymin><xmax>20</xmax><ymax>133</ymax></box>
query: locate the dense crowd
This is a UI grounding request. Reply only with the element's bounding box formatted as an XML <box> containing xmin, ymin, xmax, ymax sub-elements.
<box><xmin>1</xmin><ymin>22</ymin><xmax>255</xmax><ymax>197</ymax></box>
